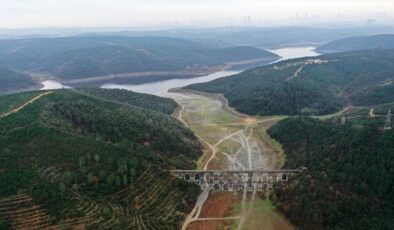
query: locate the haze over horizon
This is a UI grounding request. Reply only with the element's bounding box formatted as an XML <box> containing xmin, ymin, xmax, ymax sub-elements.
<box><xmin>1</xmin><ymin>0</ymin><xmax>394</xmax><ymax>30</ymax></box>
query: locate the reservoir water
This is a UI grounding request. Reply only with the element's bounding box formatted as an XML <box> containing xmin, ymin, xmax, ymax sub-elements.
<box><xmin>101</xmin><ymin>70</ymin><xmax>240</xmax><ymax>96</ymax></box>
<box><xmin>269</xmin><ymin>46</ymin><xmax>319</xmax><ymax>61</ymax></box>
<box><xmin>41</xmin><ymin>80</ymin><xmax>71</xmax><ymax>90</ymax></box>
<box><xmin>41</xmin><ymin>47</ymin><xmax>320</xmax><ymax>95</ymax></box>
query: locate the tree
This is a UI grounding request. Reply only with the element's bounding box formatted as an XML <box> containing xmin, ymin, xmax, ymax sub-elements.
<box><xmin>0</xmin><ymin>219</ymin><xmax>9</xmax><ymax>230</ymax></box>
<box><xmin>87</xmin><ymin>173</ymin><xmax>95</xmax><ymax>185</ymax></box>
<box><xmin>115</xmin><ymin>175</ymin><xmax>121</xmax><ymax>187</ymax></box>
<box><xmin>94</xmin><ymin>153</ymin><xmax>100</xmax><ymax>163</ymax></box>
<box><xmin>106</xmin><ymin>173</ymin><xmax>115</xmax><ymax>185</ymax></box>
<box><xmin>117</xmin><ymin>161</ymin><xmax>128</xmax><ymax>174</ymax></box>
<box><xmin>86</xmin><ymin>153</ymin><xmax>92</xmax><ymax>162</ymax></box>
<box><xmin>122</xmin><ymin>175</ymin><xmax>128</xmax><ymax>186</ymax></box>
<box><xmin>59</xmin><ymin>182</ymin><xmax>66</xmax><ymax>193</ymax></box>
<box><xmin>99</xmin><ymin>170</ymin><xmax>106</xmax><ymax>180</ymax></box>
<box><xmin>129</xmin><ymin>168</ymin><xmax>136</xmax><ymax>181</ymax></box>
<box><xmin>62</xmin><ymin>171</ymin><xmax>72</xmax><ymax>185</ymax></box>
<box><xmin>72</xmin><ymin>183</ymin><xmax>79</xmax><ymax>191</ymax></box>
<box><xmin>78</xmin><ymin>156</ymin><xmax>86</xmax><ymax>168</ymax></box>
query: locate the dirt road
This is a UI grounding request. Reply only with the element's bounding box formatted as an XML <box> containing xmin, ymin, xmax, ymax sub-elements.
<box><xmin>167</xmin><ymin>90</ymin><xmax>294</xmax><ymax>230</ymax></box>
<box><xmin>1</xmin><ymin>91</ymin><xmax>53</xmax><ymax>118</ymax></box>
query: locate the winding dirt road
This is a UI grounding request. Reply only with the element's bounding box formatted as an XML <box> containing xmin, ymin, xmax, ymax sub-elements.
<box><xmin>1</xmin><ymin>91</ymin><xmax>53</xmax><ymax>118</ymax></box>
<box><xmin>168</xmin><ymin>90</ymin><xmax>292</xmax><ymax>230</ymax></box>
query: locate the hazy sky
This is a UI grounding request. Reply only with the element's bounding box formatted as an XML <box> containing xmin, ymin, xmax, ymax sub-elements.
<box><xmin>1</xmin><ymin>0</ymin><xmax>393</xmax><ymax>28</ymax></box>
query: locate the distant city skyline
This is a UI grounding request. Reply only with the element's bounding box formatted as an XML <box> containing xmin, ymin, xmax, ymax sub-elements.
<box><xmin>0</xmin><ymin>0</ymin><xmax>393</xmax><ymax>29</ymax></box>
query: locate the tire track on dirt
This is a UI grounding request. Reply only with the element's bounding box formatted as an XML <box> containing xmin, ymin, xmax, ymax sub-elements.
<box><xmin>1</xmin><ymin>91</ymin><xmax>53</xmax><ymax>118</ymax></box>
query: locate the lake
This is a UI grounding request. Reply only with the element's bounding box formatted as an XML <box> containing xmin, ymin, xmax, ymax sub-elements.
<box><xmin>269</xmin><ymin>46</ymin><xmax>319</xmax><ymax>61</ymax></box>
<box><xmin>41</xmin><ymin>46</ymin><xmax>320</xmax><ymax>95</ymax></box>
<box><xmin>41</xmin><ymin>80</ymin><xmax>71</xmax><ymax>90</ymax></box>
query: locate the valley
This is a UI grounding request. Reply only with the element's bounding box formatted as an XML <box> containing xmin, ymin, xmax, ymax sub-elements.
<box><xmin>1</xmin><ymin>1</ymin><xmax>394</xmax><ymax>229</ymax></box>
<box><xmin>167</xmin><ymin>89</ymin><xmax>293</xmax><ymax>230</ymax></box>
<box><xmin>187</xmin><ymin>49</ymin><xmax>394</xmax><ymax>116</ymax></box>
<box><xmin>0</xmin><ymin>27</ymin><xmax>393</xmax><ymax>230</ymax></box>
<box><xmin>0</xmin><ymin>46</ymin><xmax>320</xmax><ymax>230</ymax></box>
<box><xmin>100</xmin><ymin>46</ymin><xmax>319</xmax><ymax>96</ymax></box>
<box><xmin>161</xmin><ymin>43</ymin><xmax>393</xmax><ymax>230</ymax></box>
<box><xmin>0</xmin><ymin>36</ymin><xmax>279</xmax><ymax>94</ymax></box>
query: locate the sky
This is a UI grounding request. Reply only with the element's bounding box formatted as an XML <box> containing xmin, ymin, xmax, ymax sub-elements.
<box><xmin>0</xmin><ymin>0</ymin><xmax>394</xmax><ymax>28</ymax></box>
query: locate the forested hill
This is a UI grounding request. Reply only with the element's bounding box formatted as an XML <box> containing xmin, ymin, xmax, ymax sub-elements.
<box><xmin>268</xmin><ymin>116</ymin><xmax>394</xmax><ymax>230</ymax></box>
<box><xmin>99</xmin><ymin>26</ymin><xmax>394</xmax><ymax>48</ymax></box>
<box><xmin>0</xmin><ymin>36</ymin><xmax>278</xmax><ymax>81</ymax></box>
<box><xmin>0</xmin><ymin>89</ymin><xmax>201</xmax><ymax>229</ymax></box>
<box><xmin>186</xmin><ymin>49</ymin><xmax>394</xmax><ymax>116</ymax></box>
<box><xmin>77</xmin><ymin>88</ymin><xmax>177</xmax><ymax>115</ymax></box>
<box><xmin>0</xmin><ymin>68</ymin><xmax>36</xmax><ymax>92</ymax></box>
<box><xmin>317</xmin><ymin>34</ymin><xmax>394</xmax><ymax>54</ymax></box>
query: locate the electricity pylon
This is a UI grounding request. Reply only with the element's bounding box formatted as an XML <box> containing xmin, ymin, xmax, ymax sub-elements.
<box><xmin>383</xmin><ymin>109</ymin><xmax>392</xmax><ymax>131</ymax></box>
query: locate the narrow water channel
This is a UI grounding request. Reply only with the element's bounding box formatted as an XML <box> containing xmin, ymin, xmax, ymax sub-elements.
<box><xmin>40</xmin><ymin>46</ymin><xmax>319</xmax><ymax>93</ymax></box>
<box><xmin>38</xmin><ymin>46</ymin><xmax>320</xmax><ymax>230</ymax></box>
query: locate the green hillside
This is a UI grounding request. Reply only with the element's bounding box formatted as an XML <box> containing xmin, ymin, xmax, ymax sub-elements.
<box><xmin>78</xmin><ymin>88</ymin><xmax>177</xmax><ymax>115</ymax></box>
<box><xmin>0</xmin><ymin>91</ymin><xmax>42</xmax><ymax>114</ymax></box>
<box><xmin>186</xmin><ymin>49</ymin><xmax>394</xmax><ymax>116</ymax></box>
<box><xmin>0</xmin><ymin>36</ymin><xmax>278</xmax><ymax>81</ymax></box>
<box><xmin>317</xmin><ymin>34</ymin><xmax>394</xmax><ymax>54</ymax></box>
<box><xmin>268</xmin><ymin>116</ymin><xmax>394</xmax><ymax>230</ymax></box>
<box><xmin>0</xmin><ymin>89</ymin><xmax>201</xmax><ymax>229</ymax></box>
<box><xmin>108</xmin><ymin>26</ymin><xmax>394</xmax><ymax>49</ymax></box>
<box><xmin>0</xmin><ymin>68</ymin><xmax>36</xmax><ymax>93</ymax></box>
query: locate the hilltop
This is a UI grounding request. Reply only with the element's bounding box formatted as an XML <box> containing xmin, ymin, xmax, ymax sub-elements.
<box><xmin>0</xmin><ymin>68</ymin><xmax>36</xmax><ymax>93</ymax></box>
<box><xmin>0</xmin><ymin>36</ymin><xmax>279</xmax><ymax>93</ymax></box>
<box><xmin>268</xmin><ymin>115</ymin><xmax>394</xmax><ymax>230</ymax></box>
<box><xmin>186</xmin><ymin>49</ymin><xmax>394</xmax><ymax>116</ymax></box>
<box><xmin>0</xmin><ymin>88</ymin><xmax>201</xmax><ymax>229</ymax></box>
<box><xmin>317</xmin><ymin>34</ymin><xmax>394</xmax><ymax>54</ymax></box>
<box><xmin>94</xmin><ymin>26</ymin><xmax>394</xmax><ymax>48</ymax></box>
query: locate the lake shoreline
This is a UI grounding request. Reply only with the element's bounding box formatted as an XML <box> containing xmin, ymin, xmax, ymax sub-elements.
<box><xmin>38</xmin><ymin>56</ymin><xmax>279</xmax><ymax>89</ymax></box>
<box><xmin>38</xmin><ymin>47</ymin><xmax>319</xmax><ymax>96</ymax></box>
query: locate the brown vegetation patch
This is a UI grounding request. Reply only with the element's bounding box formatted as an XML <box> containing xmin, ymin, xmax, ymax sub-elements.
<box><xmin>188</xmin><ymin>220</ymin><xmax>231</xmax><ymax>230</ymax></box>
<box><xmin>243</xmin><ymin>117</ymin><xmax>257</xmax><ymax>124</ymax></box>
<box><xmin>207</xmin><ymin>153</ymin><xmax>229</xmax><ymax>170</ymax></box>
<box><xmin>187</xmin><ymin>192</ymin><xmax>240</xmax><ymax>230</ymax></box>
<box><xmin>0</xmin><ymin>193</ymin><xmax>55</xmax><ymax>229</ymax></box>
<box><xmin>199</xmin><ymin>192</ymin><xmax>241</xmax><ymax>218</ymax></box>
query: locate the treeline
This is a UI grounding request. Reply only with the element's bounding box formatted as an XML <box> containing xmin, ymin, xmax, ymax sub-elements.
<box><xmin>0</xmin><ymin>36</ymin><xmax>278</xmax><ymax>82</ymax></box>
<box><xmin>0</xmin><ymin>91</ymin><xmax>42</xmax><ymax>115</ymax></box>
<box><xmin>268</xmin><ymin>117</ymin><xmax>394</xmax><ymax>230</ymax></box>
<box><xmin>78</xmin><ymin>88</ymin><xmax>177</xmax><ymax>115</ymax></box>
<box><xmin>317</xmin><ymin>34</ymin><xmax>394</xmax><ymax>54</ymax></box>
<box><xmin>0</xmin><ymin>68</ymin><xmax>35</xmax><ymax>93</ymax></box>
<box><xmin>187</xmin><ymin>49</ymin><xmax>394</xmax><ymax>116</ymax></box>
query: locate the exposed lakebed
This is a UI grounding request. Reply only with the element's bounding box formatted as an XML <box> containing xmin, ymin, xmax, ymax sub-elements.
<box><xmin>39</xmin><ymin>46</ymin><xmax>320</xmax><ymax>230</ymax></box>
<box><xmin>40</xmin><ymin>46</ymin><xmax>319</xmax><ymax>94</ymax></box>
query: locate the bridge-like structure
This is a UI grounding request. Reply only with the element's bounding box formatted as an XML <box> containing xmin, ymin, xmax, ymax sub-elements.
<box><xmin>170</xmin><ymin>169</ymin><xmax>305</xmax><ymax>192</ymax></box>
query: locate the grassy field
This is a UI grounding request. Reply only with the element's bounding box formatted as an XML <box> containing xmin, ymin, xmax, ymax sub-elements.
<box><xmin>229</xmin><ymin>195</ymin><xmax>293</xmax><ymax>230</ymax></box>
